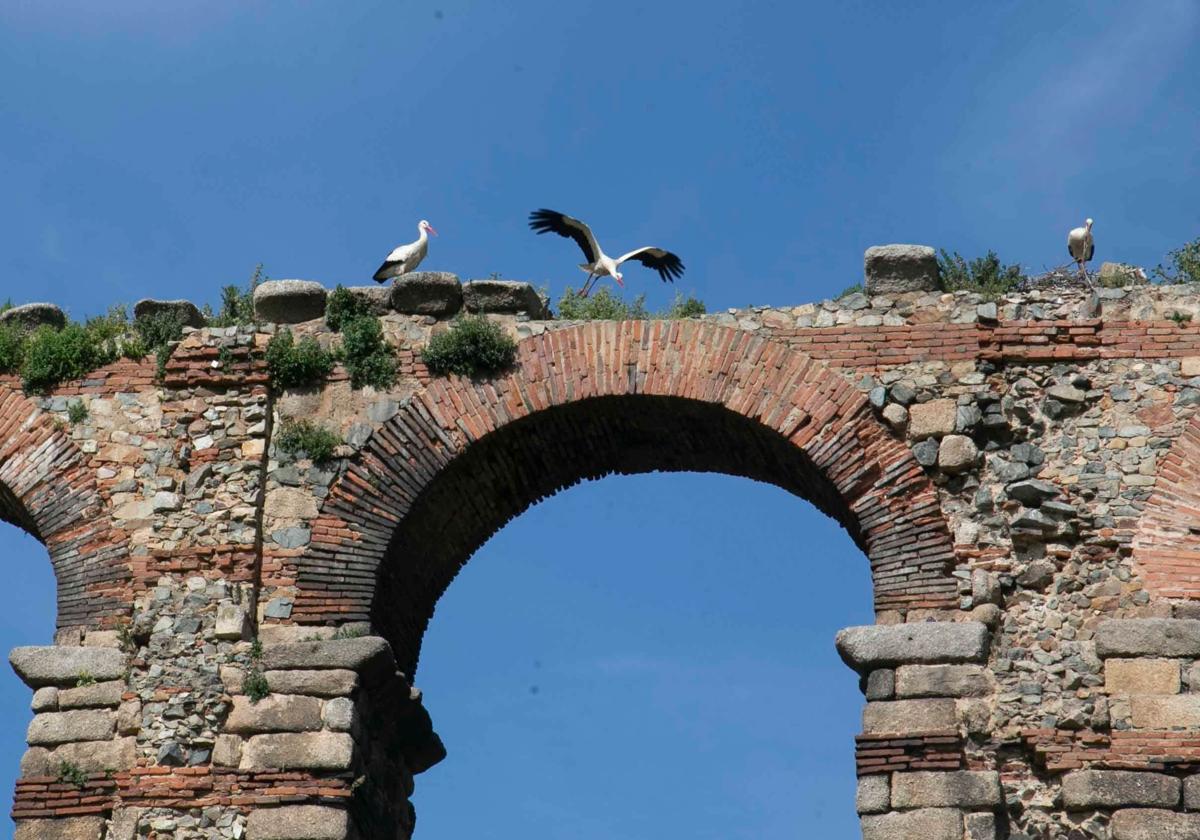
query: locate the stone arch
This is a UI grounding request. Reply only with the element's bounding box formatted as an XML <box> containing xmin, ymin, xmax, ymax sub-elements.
<box><xmin>1133</xmin><ymin>414</ymin><xmax>1200</xmax><ymax>599</ymax></box>
<box><xmin>298</xmin><ymin>322</ymin><xmax>956</xmax><ymax>671</ymax></box>
<box><xmin>0</xmin><ymin>386</ymin><xmax>128</xmax><ymax>629</ymax></box>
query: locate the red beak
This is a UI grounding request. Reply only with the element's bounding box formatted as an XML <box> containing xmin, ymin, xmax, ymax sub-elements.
<box><xmin>614</xmin><ymin>275</ymin><xmax>624</xmax><ymax>288</ymax></box>
<box><xmin>426</xmin><ymin>225</ymin><xmax>438</xmax><ymax>237</ymax></box>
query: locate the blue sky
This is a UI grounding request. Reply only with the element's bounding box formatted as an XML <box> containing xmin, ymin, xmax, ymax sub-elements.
<box><xmin>1</xmin><ymin>0</ymin><xmax>1197</xmax><ymax>836</ymax></box>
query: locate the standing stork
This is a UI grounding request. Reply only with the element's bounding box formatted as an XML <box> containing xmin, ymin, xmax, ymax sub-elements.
<box><xmin>1067</xmin><ymin>218</ymin><xmax>1094</xmax><ymax>279</ymax></box>
<box><xmin>373</xmin><ymin>220</ymin><xmax>438</xmax><ymax>283</ymax></box>
<box><xmin>529</xmin><ymin>209</ymin><xmax>684</xmax><ymax>296</ymax></box>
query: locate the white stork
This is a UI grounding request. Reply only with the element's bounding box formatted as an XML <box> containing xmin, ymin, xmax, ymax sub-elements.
<box><xmin>373</xmin><ymin>220</ymin><xmax>438</xmax><ymax>283</ymax></box>
<box><xmin>529</xmin><ymin>209</ymin><xmax>684</xmax><ymax>296</ymax></box>
<box><xmin>1067</xmin><ymin>218</ymin><xmax>1094</xmax><ymax>278</ymax></box>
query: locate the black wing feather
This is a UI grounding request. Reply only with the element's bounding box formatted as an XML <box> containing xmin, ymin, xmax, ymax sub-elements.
<box><xmin>625</xmin><ymin>249</ymin><xmax>685</xmax><ymax>283</ymax></box>
<box><xmin>529</xmin><ymin>208</ymin><xmax>598</xmax><ymax>263</ymax></box>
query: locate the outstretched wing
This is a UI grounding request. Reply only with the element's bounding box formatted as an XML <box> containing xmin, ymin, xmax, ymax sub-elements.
<box><xmin>614</xmin><ymin>246</ymin><xmax>685</xmax><ymax>283</ymax></box>
<box><xmin>529</xmin><ymin>209</ymin><xmax>601</xmax><ymax>264</ymax></box>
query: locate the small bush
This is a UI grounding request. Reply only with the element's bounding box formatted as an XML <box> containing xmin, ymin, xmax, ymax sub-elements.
<box><xmin>339</xmin><ymin>315</ymin><xmax>397</xmax><ymax>389</ymax></box>
<box><xmin>57</xmin><ymin>760</ymin><xmax>88</xmax><ymax>788</ymax></box>
<box><xmin>121</xmin><ymin>336</ymin><xmax>149</xmax><ymax>360</ymax></box>
<box><xmin>556</xmin><ymin>287</ymin><xmax>649</xmax><ymax>320</ymax></box>
<box><xmin>937</xmin><ymin>249</ymin><xmax>1023</xmax><ymax>297</ymax></box>
<box><xmin>1154</xmin><ymin>238</ymin><xmax>1200</xmax><ymax>284</ymax></box>
<box><xmin>134</xmin><ymin>309</ymin><xmax>187</xmax><ymax>354</ymax></box>
<box><xmin>205</xmin><ymin>263</ymin><xmax>263</xmax><ymax>327</ymax></box>
<box><xmin>837</xmin><ymin>283</ymin><xmax>864</xmax><ymax>299</ymax></box>
<box><xmin>325</xmin><ymin>285</ymin><xmax>373</xmax><ymax>332</ymax></box>
<box><xmin>422</xmin><ymin>314</ymin><xmax>518</xmax><ymax>377</ymax></box>
<box><xmin>67</xmin><ymin>400</ymin><xmax>88</xmax><ymax>424</ymax></box>
<box><xmin>21</xmin><ymin>324</ymin><xmax>116</xmax><ymax>393</ymax></box>
<box><xmin>332</xmin><ymin>626</ymin><xmax>367</xmax><ymax>640</ymax></box>
<box><xmin>75</xmin><ymin>671</ymin><xmax>96</xmax><ymax>687</ymax></box>
<box><xmin>275</xmin><ymin>418</ymin><xmax>343</xmax><ymax>463</ymax></box>
<box><xmin>0</xmin><ymin>325</ymin><xmax>24</xmax><ymax>373</ymax></box>
<box><xmin>660</xmin><ymin>291</ymin><xmax>706</xmax><ymax>319</ymax></box>
<box><xmin>244</xmin><ymin>670</ymin><xmax>269</xmax><ymax>704</ymax></box>
<box><xmin>266</xmin><ymin>328</ymin><xmax>335</xmax><ymax>389</ymax></box>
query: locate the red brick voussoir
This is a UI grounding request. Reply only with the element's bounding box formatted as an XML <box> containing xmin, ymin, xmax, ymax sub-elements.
<box><xmin>295</xmin><ymin>321</ymin><xmax>958</xmax><ymax>672</ymax></box>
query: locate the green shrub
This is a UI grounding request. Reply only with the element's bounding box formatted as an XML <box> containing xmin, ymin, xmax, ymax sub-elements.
<box><xmin>205</xmin><ymin>263</ymin><xmax>263</xmax><ymax>327</ymax></box>
<box><xmin>244</xmin><ymin>669</ymin><xmax>269</xmax><ymax>704</ymax></box>
<box><xmin>57</xmin><ymin>760</ymin><xmax>88</xmax><ymax>788</ymax></box>
<box><xmin>1154</xmin><ymin>237</ymin><xmax>1200</xmax><ymax>284</ymax></box>
<box><xmin>67</xmin><ymin>400</ymin><xmax>88</xmax><ymax>424</ymax></box>
<box><xmin>338</xmin><ymin>315</ymin><xmax>397</xmax><ymax>389</ymax></box>
<box><xmin>556</xmin><ymin>287</ymin><xmax>649</xmax><ymax>320</ymax></box>
<box><xmin>266</xmin><ymin>328</ymin><xmax>335</xmax><ymax>389</ymax></box>
<box><xmin>275</xmin><ymin>418</ymin><xmax>343</xmax><ymax>463</ymax></box>
<box><xmin>0</xmin><ymin>325</ymin><xmax>23</xmax><ymax>373</ymax></box>
<box><xmin>837</xmin><ymin>283</ymin><xmax>864</xmax><ymax>299</ymax></box>
<box><xmin>937</xmin><ymin>249</ymin><xmax>1023</xmax><ymax>297</ymax></box>
<box><xmin>21</xmin><ymin>324</ymin><xmax>116</xmax><ymax>393</ymax></box>
<box><xmin>134</xmin><ymin>309</ymin><xmax>187</xmax><ymax>354</ymax></box>
<box><xmin>121</xmin><ymin>336</ymin><xmax>149</xmax><ymax>360</ymax></box>
<box><xmin>325</xmin><ymin>285</ymin><xmax>372</xmax><ymax>332</ymax></box>
<box><xmin>660</xmin><ymin>291</ymin><xmax>706</xmax><ymax>319</ymax></box>
<box><xmin>422</xmin><ymin>314</ymin><xmax>518</xmax><ymax>377</ymax></box>
<box><xmin>75</xmin><ymin>671</ymin><xmax>96</xmax><ymax>687</ymax></box>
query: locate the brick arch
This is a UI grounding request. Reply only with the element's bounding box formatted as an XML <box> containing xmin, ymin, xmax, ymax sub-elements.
<box><xmin>298</xmin><ymin>321</ymin><xmax>957</xmax><ymax>671</ymax></box>
<box><xmin>1133</xmin><ymin>415</ymin><xmax>1200</xmax><ymax>599</ymax></box>
<box><xmin>0</xmin><ymin>386</ymin><xmax>129</xmax><ymax>629</ymax></box>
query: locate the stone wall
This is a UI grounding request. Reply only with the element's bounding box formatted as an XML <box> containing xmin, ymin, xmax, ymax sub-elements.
<box><xmin>8</xmin><ymin>271</ymin><xmax>1200</xmax><ymax>836</ymax></box>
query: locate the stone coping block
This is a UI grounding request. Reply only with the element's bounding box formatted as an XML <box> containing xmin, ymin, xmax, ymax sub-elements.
<box><xmin>862</xmin><ymin>698</ymin><xmax>957</xmax><ymax>734</ymax></box>
<box><xmin>339</xmin><ymin>285</ymin><xmax>393</xmax><ymax>316</ymax></box>
<box><xmin>890</xmin><ymin>771</ymin><xmax>1002</xmax><ymax>809</ymax></box>
<box><xmin>225</xmin><ymin>694</ymin><xmax>324</xmax><ymax>734</ymax></box>
<box><xmin>27</xmin><ymin>709</ymin><xmax>115</xmax><ymax>746</ymax></box>
<box><xmin>21</xmin><ymin>736</ymin><xmax>137</xmax><ymax>776</ymax></box>
<box><xmin>262</xmin><ymin>636</ymin><xmax>395</xmax><ymax>685</ymax></box>
<box><xmin>264</xmin><ymin>668</ymin><xmax>359</xmax><ymax>697</ymax></box>
<box><xmin>860</xmin><ymin>807</ymin><xmax>962</xmax><ymax>840</ymax></box>
<box><xmin>10</xmin><ymin>646</ymin><xmax>127</xmax><ymax>688</ymax></box>
<box><xmin>390</xmin><ymin>272</ymin><xmax>464</xmax><ymax>317</ymax></box>
<box><xmin>246</xmin><ymin>805</ymin><xmax>350</xmax><ymax>839</ymax></box>
<box><xmin>863</xmin><ymin>244</ymin><xmax>940</xmax><ymax>295</ymax></box>
<box><xmin>462</xmin><ymin>279</ymin><xmax>548</xmax><ymax>317</ymax></box>
<box><xmin>57</xmin><ymin>679</ymin><xmax>124</xmax><ymax>709</ymax></box>
<box><xmin>0</xmin><ymin>302</ymin><xmax>67</xmax><ymax>331</ymax></box>
<box><xmin>133</xmin><ymin>298</ymin><xmax>205</xmax><ymax>327</ymax></box>
<box><xmin>239</xmin><ymin>731</ymin><xmax>354</xmax><ymax>771</ymax></box>
<box><xmin>1111</xmin><ymin>809</ymin><xmax>1200</xmax><ymax>840</ymax></box>
<box><xmin>253</xmin><ymin>280</ymin><xmax>327</xmax><ymax>324</ymax></box>
<box><xmin>836</xmin><ymin>622</ymin><xmax>990</xmax><ymax>672</ymax></box>
<box><xmin>1062</xmin><ymin>770</ymin><xmax>1180</xmax><ymax>809</ymax></box>
<box><xmin>895</xmin><ymin>664</ymin><xmax>992</xmax><ymax>698</ymax></box>
<box><xmin>1096</xmin><ymin>619</ymin><xmax>1200</xmax><ymax>659</ymax></box>
<box><xmin>14</xmin><ymin>815</ymin><xmax>106</xmax><ymax>840</ymax></box>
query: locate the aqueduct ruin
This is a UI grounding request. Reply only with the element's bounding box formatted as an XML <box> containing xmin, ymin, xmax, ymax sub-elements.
<box><xmin>7</xmin><ymin>259</ymin><xmax>1200</xmax><ymax>838</ymax></box>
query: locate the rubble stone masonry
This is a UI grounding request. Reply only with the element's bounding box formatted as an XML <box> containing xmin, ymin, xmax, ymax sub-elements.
<box><xmin>8</xmin><ymin>275</ymin><xmax>1200</xmax><ymax>837</ymax></box>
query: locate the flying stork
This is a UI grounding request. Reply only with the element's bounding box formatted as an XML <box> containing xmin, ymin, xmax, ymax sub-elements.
<box><xmin>529</xmin><ymin>209</ymin><xmax>685</xmax><ymax>296</ymax></box>
<box><xmin>1067</xmin><ymin>218</ymin><xmax>1094</xmax><ymax>279</ymax></box>
<box><xmin>373</xmin><ymin>220</ymin><xmax>438</xmax><ymax>283</ymax></box>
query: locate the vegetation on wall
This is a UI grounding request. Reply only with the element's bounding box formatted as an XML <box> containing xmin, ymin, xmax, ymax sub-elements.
<box><xmin>937</xmin><ymin>249</ymin><xmax>1024</xmax><ymax>297</ymax></box>
<box><xmin>325</xmin><ymin>285</ymin><xmax>373</xmax><ymax>332</ymax></box>
<box><xmin>337</xmin><ymin>313</ymin><xmax>396</xmax><ymax>389</ymax></box>
<box><xmin>554</xmin><ymin>287</ymin><xmax>707</xmax><ymax>320</ymax></box>
<box><xmin>275</xmin><ymin>418</ymin><xmax>343</xmax><ymax>463</ymax></box>
<box><xmin>1154</xmin><ymin>237</ymin><xmax>1200</xmax><ymax>285</ymax></box>
<box><xmin>203</xmin><ymin>263</ymin><xmax>263</xmax><ymax>327</ymax></box>
<box><xmin>265</xmin><ymin>328</ymin><xmax>335</xmax><ymax>389</ymax></box>
<box><xmin>422</xmin><ymin>314</ymin><xmax>518</xmax><ymax>377</ymax></box>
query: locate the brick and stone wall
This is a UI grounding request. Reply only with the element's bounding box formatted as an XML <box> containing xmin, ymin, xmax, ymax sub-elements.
<box><xmin>9</xmin><ymin>268</ymin><xmax>1200</xmax><ymax>836</ymax></box>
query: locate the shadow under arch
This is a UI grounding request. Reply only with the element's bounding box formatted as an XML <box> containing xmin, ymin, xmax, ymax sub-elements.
<box><xmin>298</xmin><ymin>322</ymin><xmax>957</xmax><ymax>674</ymax></box>
<box><xmin>0</xmin><ymin>386</ymin><xmax>129</xmax><ymax>630</ymax></box>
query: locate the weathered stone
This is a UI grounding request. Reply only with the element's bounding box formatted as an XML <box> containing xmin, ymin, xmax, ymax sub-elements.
<box><xmin>14</xmin><ymin>816</ymin><xmax>106</xmax><ymax>840</ymax></box>
<box><xmin>322</xmin><ymin>697</ymin><xmax>355</xmax><ymax>732</ymax></box>
<box><xmin>1098</xmin><ymin>262</ymin><xmax>1147</xmax><ymax>286</ymax></box>
<box><xmin>213</xmin><ymin>734</ymin><xmax>243</xmax><ymax>768</ymax></box>
<box><xmin>253</xmin><ymin>279</ymin><xmax>327</xmax><ymax>324</ymax></box>
<box><xmin>895</xmin><ymin>664</ymin><xmax>991</xmax><ymax>698</ymax></box>
<box><xmin>1184</xmin><ymin>775</ymin><xmax>1200</xmax><ymax>810</ymax></box>
<box><xmin>225</xmin><ymin>694</ymin><xmax>324</xmax><ymax>734</ymax></box>
<box><xmin>20</xmin><ymin>736</ymin><xmax>136</xmax><ymax>775</ymax></box>
<box><xmin>338</xmin><ymin>285</ymin><xmax>392</xmax><ymax>315</ymax></box>
<box><xmin>116</xmin><ymin>698</ymin><xmax>141</xmax><ymax>735</ymax></box>
<box><xmin>862</xmin><ymin>698</ymin><xmax>957</xmax><ymax>733</ymax></box>
<box><xmin>863</xmin><ymin>244</ymin><xmax>940</xmax><ymax>294</ymax></box>
<box><xmin>245</xmin><ymin>805</ymin><xmax>349</xmax><ymax>839</ymax></box>
<box><xmin>106</xmin><ymin>808</ymin><xmax>144</xmax><ymax>840</ymax></box>
<box><xmin>1047</xmin><ymin>383</ymin><xmax>1086</xmax><ymax>404</ymax></box>
<box><xmin>908</xmin><ymin>399</ymin><xmax>958</xmax><ymax>440</ymax></box>
<box><xmin>865</xmin><ymin>669</ymin><xmax>894</xmax><ymax>700</ymax></box>
<box><xmin>57</xmin><ymin>679</ymin><xmax>124</xmax><ymax>709</ymax></box>
<box><xmin>881</xmin><ymin>402</ymin><xmax>908</xmax><ymax>430</ymax></box>
<box><xmin>262</xmin><ymin>636</ymin><xmax>395</xmax><ymax>684</ymax></box>
<box><xmin>9</xmin><ymin>646</ymin><xmax>126</xmax><ymax>688</ymax></box>
<box><xmin>860</xmin><ymin>808</ymin><xmax>962</xmax><ymax>840</ymax></box>
<box><xmin>0</xmin><ymin>302</ymin><xmax>67</xmax><ymax>331</ymax></box>
<box><xmin>1111</xmin><ymin>809</ymin><xmax>1200</xmax><ymax>839</ymax></box>
<box><xmin>265</xmin><ymin>669</ymin><xmax>359</xmax><ymax>697</ymax></box>
<box><xmin>890</xmin><ymin>771</ymin><xmax>1002</xmax><ymax>808</ymax></box>
<box><xmin>1062</xmin><ymin>770</ymin><xmax>1180</xmax><ymax>808</ymax></box>
<box><xmin>133</xmin><ymin>298</ymin><xmax>205</xmax><ymax>328</ymax></box>
<box><xmin>31</xmin><ymin>686</ymin><xmax>58</xmax><ymax>712</ymax></box>
<box><xmin>964</xmin><ymin>812</ymin><xmax>997</xmax><ymax>840</ymax></box>
<box><xmin>836</xmin><ymin>622</ymin><xmax>990</xmax><ymax>671</ymax></box>
<box><xmin>1096</xmin><ymin>619</ymin><xmax>1200</xmax><ymax>658</ymax></box>
<box><xmin>463</xmin><ymin>279</ymin><xmax>548</xmax><ymax>316</ymax></box>
<box><xmin>390</xmin><ymin>271</ymin><xmax>464</xmax><ymax>317</ymax></box>
<box><xmin>240</xmin><ymin>732</ymin><xmax>354</xmax><ymax>770</ymax></box>
<box><xmin>216</xmin><ymin>603</ymin><xmax>251</xmax><ymax>640</ymax></box>
<box><xmin>1132</xmin><ymin>695</ymin><xmax>1200</xmax><ymax>728</ymax></box>
<box><xmin>26</xmin><ymin>709</ymin><xmax>115</xmax><ymax>745</ymax></box>
<box><xmin>937</xmin><ymin>434</ymin><xmax>978</xmax><ymax>473</ymax></box>
<box><xmin>1182</xmin><ymin>357</ymin><xmax>1200</xmax><ymax>378</ymax></box>
<box><xmin>856</xmin><ymin>775</ymin><xmax>890</xmax><ymax>814</ymax></box>
<box><xmin>1106</xmin><ymin>659</ymin><xmax>1181</xmax><ymax>695</ymax></box>
<box><xmin>1007</xmin><ymin>479</ymin><xmax>1060</xmax><ymax>505</ymax></box>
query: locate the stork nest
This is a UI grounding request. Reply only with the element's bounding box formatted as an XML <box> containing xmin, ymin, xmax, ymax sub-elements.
<box><xmin>1015</xmin><ymin>263</ymin><xmax>1096</xmax><ymax>293</ymax></box>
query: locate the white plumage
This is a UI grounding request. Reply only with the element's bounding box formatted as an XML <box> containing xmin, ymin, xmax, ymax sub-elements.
<box><xmin>1067</xmin><ymin>218</ymin><xmax>1094</xmax><ymax>278</ymax></box>
<box><xmin>373</xmin><ymin>220</ymin><xmax>437</xmax><ymax>283</ymax></box>
<box><xmin>529</xmin><ymin>209</ymin><xmax>685</xmax><ymax>296</ymax></box>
